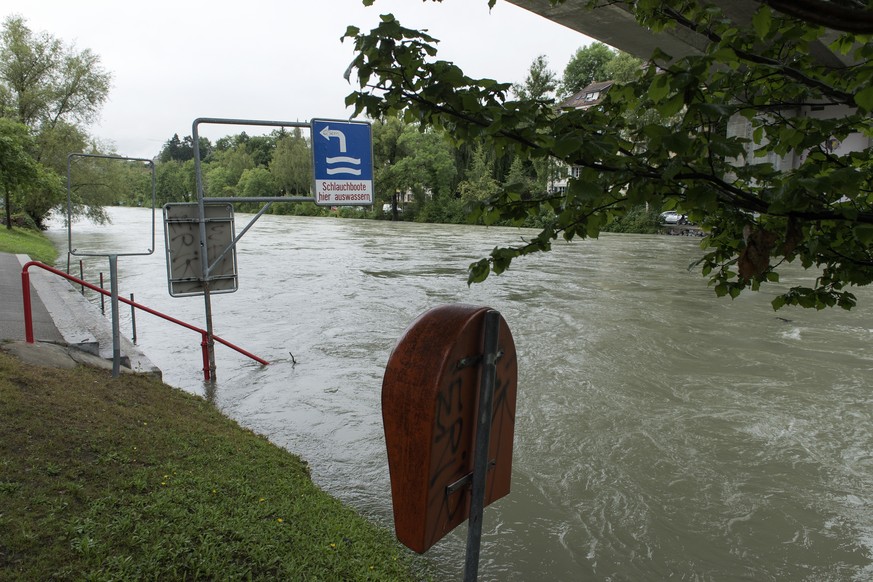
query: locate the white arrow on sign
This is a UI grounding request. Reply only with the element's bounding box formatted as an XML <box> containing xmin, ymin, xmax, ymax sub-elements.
<box><xmin>319</xmin><ymin>125</ymin><xmax>347</xmax><ymax>153</ymax></box>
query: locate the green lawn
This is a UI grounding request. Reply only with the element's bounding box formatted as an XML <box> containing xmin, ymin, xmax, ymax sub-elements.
<box><xmin>0</xmin><ymin>349</ymin><xmax>425</xmax><ymax>581</ymax></box>
<box><xmin>0</xmin><ymin>226</ymin><xmax>58</xmax><ymax>264</ymax></box>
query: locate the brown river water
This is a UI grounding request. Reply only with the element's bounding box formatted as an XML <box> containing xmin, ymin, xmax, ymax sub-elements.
<box><xmin>48</xmin><ymin>206</ymin><xmax>873</xmax><ymax>581</ymax></box>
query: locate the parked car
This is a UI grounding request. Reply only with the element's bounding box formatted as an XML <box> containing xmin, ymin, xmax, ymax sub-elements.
<box><xmin>660</xmin><ymin>210</ymin><xmax>686</xmax><ymax>224</ymax></box>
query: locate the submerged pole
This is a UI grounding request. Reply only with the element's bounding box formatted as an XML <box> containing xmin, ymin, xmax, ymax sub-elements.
<box><xmin>109</xmin><ymin>255</ymin><xmax>121</xmax><ymax>377</ymax></box>
<box><xmin>463</xmin><ymin>310</ymin><xmax>500</xmax><ymax>582</ymax></box>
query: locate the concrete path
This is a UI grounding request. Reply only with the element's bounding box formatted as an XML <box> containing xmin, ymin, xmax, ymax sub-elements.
<box><xmin>0</xmin><ymin>252</ymin><xmax>161</xmax><ymax>377</ymax></box>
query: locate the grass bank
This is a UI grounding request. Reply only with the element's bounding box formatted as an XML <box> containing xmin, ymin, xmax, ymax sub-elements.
<box><xmin>0</xmin><ymin>226</ymin><xmax>59</xmax><ymax>265</ymax></box>
<box><xmin>0</xmin><ymin>349</ymin><xmax>422</xmax><ymax>580</ymax></box>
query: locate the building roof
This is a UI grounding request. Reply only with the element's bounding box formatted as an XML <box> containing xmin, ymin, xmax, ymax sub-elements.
<box><xmin>559</xmin><ymin>80</ymin><xmax>614</xmax><ymax>110</ymax></box>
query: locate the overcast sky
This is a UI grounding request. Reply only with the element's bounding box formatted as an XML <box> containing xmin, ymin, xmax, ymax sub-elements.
<box><xmin>1</xmin><ymin>0</ymin><xmax>593</xmax><ymax>159</ymax></box>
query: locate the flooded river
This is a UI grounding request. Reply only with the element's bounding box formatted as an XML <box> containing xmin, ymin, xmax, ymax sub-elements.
<box><xmin>47</xmin><ymin>206</ymin><xmax>873</xmax><ymax>581</ymax></box>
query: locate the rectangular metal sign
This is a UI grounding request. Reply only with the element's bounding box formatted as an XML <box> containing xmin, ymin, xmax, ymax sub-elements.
<box><xmin>163</xmin><ymin>203</ymin><xmax>238</xmax><ymax>297</ymax></box>
<box><xmin>311</xmin><ymin>118</ymin><xmax>374</xmax><ymax>206</ymax></box>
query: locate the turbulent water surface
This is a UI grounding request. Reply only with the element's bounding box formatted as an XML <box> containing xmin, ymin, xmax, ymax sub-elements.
<box><xmin>48</xmin><ymin>207</ymin><xmax>873</xmax><ymax>581</ymax></box>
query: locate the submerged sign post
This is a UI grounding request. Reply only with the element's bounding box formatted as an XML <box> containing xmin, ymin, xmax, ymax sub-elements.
<box><xmin>311</xmin><ymin>119</ymin><xmax>373</xmax><ymax>206</ymax></box>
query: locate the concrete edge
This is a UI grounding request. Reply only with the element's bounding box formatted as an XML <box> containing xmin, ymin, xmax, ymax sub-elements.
<box><xmin>17</xmin><ymin>255</ymin><xmax>162</xmax><ymax>379</ymax></box>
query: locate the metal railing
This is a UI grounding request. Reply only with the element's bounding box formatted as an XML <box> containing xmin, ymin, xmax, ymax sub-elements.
<box><xmin>21</xmin><ymin>260</ymin><xmax>269</xmax><ymax>381</ymax></box>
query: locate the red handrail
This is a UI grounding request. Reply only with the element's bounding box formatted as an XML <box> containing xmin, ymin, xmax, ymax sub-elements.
<box><xmin>21</xmin><ymin>260</ymin><xmax>268</xmax><ymax>380</ymax></box>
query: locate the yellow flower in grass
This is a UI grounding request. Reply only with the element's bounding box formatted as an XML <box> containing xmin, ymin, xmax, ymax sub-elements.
<box><xmin>277</xmin><ymin>518</ymin><xmax>283</xmax><ymax>523</ymax></box>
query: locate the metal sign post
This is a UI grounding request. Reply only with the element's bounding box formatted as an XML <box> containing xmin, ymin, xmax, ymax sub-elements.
<box><xmin>463</xmin><ymin>309</ymin><xmax>500</xmax><ymax>582</ymax></box>
<box><xmin>187</xmin><ymin>116</ymin><xmax>374</xmax><ymax>381</ymax></box>
<box><xmin>66</xmin><ymin>153</ymin><xmax>156</xmax><ymax>377</ymax></box>
<box><xmin>108</xmin><ymin>254</ymin><xmax>121</xmax><ymax>376</ymax></box>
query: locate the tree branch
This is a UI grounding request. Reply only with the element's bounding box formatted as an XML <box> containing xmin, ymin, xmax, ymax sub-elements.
<box><xmin>659</xmin><ymin>6</ymin><xmax>856</xmax><ymax>105</ymax></box>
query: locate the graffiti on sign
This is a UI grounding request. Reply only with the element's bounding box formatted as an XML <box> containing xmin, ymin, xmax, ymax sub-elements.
<box><xmin>163</xmin><ymin>203</ymin><xmax>238</xmax><ymax>297</ymax></box>
<box><xmin>382</xmin><ymin>304</ymin><xmax>518</xmax><ymax>553</ymax></box>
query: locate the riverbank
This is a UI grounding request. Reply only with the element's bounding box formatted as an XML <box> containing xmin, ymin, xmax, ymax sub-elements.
<box><xmin>0</xmin><ymin>225</ymin><xmax>59</xmax><ymax>264</ymax></box>
<box><xmin>0</xmin><ymin>348</ymin><xmax>421</xmax><ymax>580</ymax></box>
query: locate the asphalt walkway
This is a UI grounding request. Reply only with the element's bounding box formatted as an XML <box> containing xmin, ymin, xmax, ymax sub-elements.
<box><xmin>0</xmin><ymin>252</ymin><xmax>63</xmax><ymax>343</ymax></box>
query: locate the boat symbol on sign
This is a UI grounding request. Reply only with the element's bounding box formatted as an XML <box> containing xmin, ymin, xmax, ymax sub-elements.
<box><xmin>320</xmin><ymin>125</ymin><xmax>361</xmax><ymax>176</ymax></box>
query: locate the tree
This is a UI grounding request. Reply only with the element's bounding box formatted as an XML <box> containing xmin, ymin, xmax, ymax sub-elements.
<box><xmin>158</xmin><ymin>134</ymin><xmax>212</xmax><ymax>163</ymax></box>
<box><xmin>371</xmin><ymin>115</ymin><xmax>406</xmax><ymax>205</ymax></box>
<box><xmin>458</xmin><ymin>144</ymin><xmax>499</xmax><ymax>203</ymax></box>
<box><xmin>270</xmin><ymin>128</ymin><xmax>312</xmax><ymax>195</ymax></box>
<box><xmin>156</xmin><ymin>160</ymin><xmax>195</xmax><ymax>205</ymax></box>
<box><xmin>374</xmin><ymin>121</ymin><xmax>458</xmax><ymax>212</ymax></box>
<box><xmin>604</xmin><ymin>51</ymin><xmax>644</xmax><ymax>84</ymax></box>
<box><xmin>206</xmin><ymin>147</ymin><xmax>255</xmax><ymax>196</ymax></box>
<box><xmin>560</xmin><ymin>42</ymin><xmax>615</xmax><ymax>97</ymax></box>
<box><xmin>513</xmin><ymin>55</ymin><xmax>558</xmax><ymax>101</ymax></box>
<box><xmin>0</xmin><ymin>15</ymin><xmax>111</xmax><ymax>227</ymax></box>
<box><xmin>0</xmin><ymin>118</ymin><xmax>40</xmax><ymax>228</ymax></box>
<box><xmin>344</xmin><ymin>1</ymin><xmax>873</xmax><ymax>310</ymax></box>
<box><xmin>33</xmin><ymin>120</ymin><xmax>87</xmax><ymax>174</ymax></box>
<box><xmin>237</xmin><ymin>167</ymin><xmax>278</xmax><ymax>199</ymax></box>
<box><xmin>66</xmin><ymin>154</ymin><xmax>153</xmax><ymax>222</ymax></box>
<box><xmin>391</xmin><ymin>124</ymin><xmax>458</xmax><ymax>202</ymax></box>
<box><xmin>159</xmin><ymin>134</ymin><xmax>185</xmax><ymax>163</ymax></box>
<box><xmin>0</xmin><ymin>118</ymin><xmax>64</xmax><ymax>229</ymax></box>
<box><xmin>203</xmin><ymin>164</ymin><xmax>238</xmax><ymax>199</ymax></box>
<box><xmin>504</xmin><ymin>156</ymin><xmax>537</xmax><ymax>200</ymax></box>
<box><xmin>0</xmin><ymin>15</ymin><xmax>110</xmax><ymax>131</ymax></box>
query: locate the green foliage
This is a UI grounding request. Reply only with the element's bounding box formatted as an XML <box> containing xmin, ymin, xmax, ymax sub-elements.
<box><xmin>458</xmin><ymin>143</ymin><xmax>499</xmax><ymax>203</ymax></box>
<box><xmin>270</xmin><ymin>201</ymin><xmax>329</xmax><ymax>217</ymax></box>
<box><xmin>270</xmin><ymin>128</ymin><xmax>311</xmax><ymax>195</ymax></box>
<box><xmin>0</xmin><ymin>16</ymin><xmax>110</xmax><ymax>129</ymax></box>
<box><xmin>416</xmin><ymin>194</ymin><xmax>467</xmax><ymax>224</ymax></box>
<box><xmin>0</xmin><ymin>117</ymin><xmax>39</xmax><ymax>228</ymax></box>
<box><xmin>0</xmin><ymin>118</ymin><xmax>63</xmax><ymax>229</ymax></box>
<box><xmin>602</xmin><ymin>204</ymin><xmax>662</xmax><ymax>234</ymax></box>
<box><xmin>395</xmin><ymin>124</ymin><xmax>457</xmax><ymax>198</ymax></box>
<box><xmin>33</xmin><ymin>120</ymin><xmax>88</xmax><ymax>176</ymax></box>
<box><xmin>67</xmin><ymin>155</ymin><xmax>153</xmax><ymax>224</ymax></box>
<box><xmin>604</xmin><ymin>51</ymin><xmax>644</xmax><ymax>83</ymax></box>
<box><xmin>238</xmin><ymin>167</ymin><xmax>278</xmax><ymax>198</ymax></box>
<box><xmin>344</xmin><ymin>2</ymin><xmax>873</xmax><ymax>309</ymax></box>
<box><xmin>156</xmin><ymin>160</ymin><xmax>195</xmax><ymax>205</ymax></box>
<box><xmin>513</xmin><ymin>55</ymin><xmax>558</xmax><ymax>101</ymax></box>
<box><xmin>0</xmin><ymin>16</ymin><xmax>111</xmax><ymax>228</ymax></box>
<box><xmin>0</xmin><ymin>225</ymin><xmax>58</xmax><ymax>263</ymax></box>
<box><xmin>157</xmin><ymin>134</ymin><xmax>212</xmax><ymax>164</ymax></box>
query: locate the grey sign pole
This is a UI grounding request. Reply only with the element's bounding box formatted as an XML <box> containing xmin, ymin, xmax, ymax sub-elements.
<box><xmin>192</xmin><ymin>121</ymin><xmax>217</xmax><ymax>382</ymax></box>
<box><xmin>463</xmin><ymin>309</ymin><xmax>500</xmax><ymax>582</ymax></box>
<box><xmin>108</xmin><ymin>254</ymin><xmax>121</xmax><ymax>376</ymax></box>
<box><xmin>190</xmin><ymin>117</ymin><xmax>316</xmax><ymax>382</ymax></box>
<box><xmin>65</xmin><ymin>153</ymin><xmax>156</xmax><ymax>378</ymax></box>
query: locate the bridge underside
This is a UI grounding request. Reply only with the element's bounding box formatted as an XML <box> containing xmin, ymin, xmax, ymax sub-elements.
<box><xmin>506</xmin><ymin>0</ymin><xmax>850</xmax><ymax>67</ymax></box>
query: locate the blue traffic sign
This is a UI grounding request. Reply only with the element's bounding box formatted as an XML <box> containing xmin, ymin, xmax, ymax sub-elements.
<box><xmin>311</xmin><ymin>119</ymin><xmax>374</xmax><ymax>206</ymax></box>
